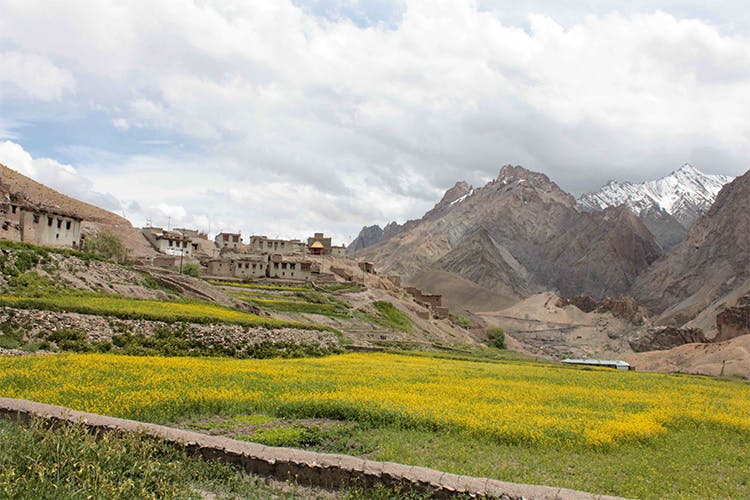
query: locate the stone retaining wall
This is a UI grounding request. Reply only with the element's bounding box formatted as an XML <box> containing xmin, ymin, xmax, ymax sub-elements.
<box><xmin>0</xmin><ymin>307</ymin><xmax>338</xmax><ymax>349</ymax></box>
<box><xmin>0</xmin><ymin>398</ymin><xmax>628</xmax><ymax>500</ymax></box>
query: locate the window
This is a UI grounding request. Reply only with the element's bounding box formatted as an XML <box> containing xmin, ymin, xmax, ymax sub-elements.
<box><xmin>281</xmin><ymin>263</ymin><xmax>287</xmax><ymax>269</ymax></box>
<box><xmin>11</xmin><ymin>206</ymin><xmax>17</xmax><ymax>214</ymax></box>
<box><xmin>33</xmin><ymin>215</ymin><xmax>39</xmax><ymax>224</ymax></box>
<box><xmin>66</xmin><ymin>221</ymin><xmax>71</xmax><ymax>230</ymax></box>
<box><xmin>290</xmin><ymin>263</ymin><xmax>296</xmax><ymax>270</ymax></box>
<box><xmin>48</xmin><ymin>217</ymin><xmax>53</xmax><ymax>227</ymax></box>
<box><xmin>57</xmin><ymin>219</ymin><xmax>62</xmax><ymax>229</ymax></box>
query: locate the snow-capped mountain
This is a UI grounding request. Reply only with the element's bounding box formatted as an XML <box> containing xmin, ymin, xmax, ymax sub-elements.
<box><xmin>578</xmin><ymin>164</ymin><xmax>734</xmax><ymax>228</ymax></box>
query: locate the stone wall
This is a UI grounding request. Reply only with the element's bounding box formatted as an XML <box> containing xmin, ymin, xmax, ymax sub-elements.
<box><xmin>0</xmin><ymin>398</ymin><xmax>627</xmax><ymax>500</ymax></box>
<box><xmin>0</xmin><ymin>307</ymin><xmax>338</xmax><ymax>349</ymax></box>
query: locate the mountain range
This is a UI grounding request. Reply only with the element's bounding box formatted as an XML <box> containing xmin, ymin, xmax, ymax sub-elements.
<box><xmin>351</xmin><ymin>163</ymin><xmax>745</xmax><ymax>332</ymax></box>
<box><xmin>578</xmin><ymin>164</ymin><xmax>733</xmax><ymax>250</ymax></box>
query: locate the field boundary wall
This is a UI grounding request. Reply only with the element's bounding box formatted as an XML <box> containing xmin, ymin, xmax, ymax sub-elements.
<box><xmin>0</xmin><ymin>397</ymin><xmax>628</xmax><ymax>500</ymax></box>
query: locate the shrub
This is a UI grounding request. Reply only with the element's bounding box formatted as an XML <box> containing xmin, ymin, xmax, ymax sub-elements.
<box><xmin>83</xmin><ymin>231</ymin><xmax>129</xmax><ymax>264</ymax></box>
<box><xmin>181</xmin><ymin>262</ymin><xmax>201</xmax><ymax>277</ymax></box>
<box><xmin>486</xmin><ymin>327</ymin><xmax>506</xmax><ymax>349</ymax></box>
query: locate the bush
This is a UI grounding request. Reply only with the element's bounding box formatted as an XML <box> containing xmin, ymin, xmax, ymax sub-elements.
<box><xmin>486</xmin><ymin>327</ymin><xmax>506</xmax><ymax>349</ymax></box>
<box><xmin>180</xmin><ymin>262</ymin><xmax>201</xmax><ymax>277</ymax></box>
<box><xmin>83</xmin><ymin>231</ymin><xmax>128</xmax><ymax>264</ymax></box>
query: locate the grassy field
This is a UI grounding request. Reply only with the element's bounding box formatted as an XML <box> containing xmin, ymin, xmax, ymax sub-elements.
<box><xmin>0</xmin><ymin>352</ymin><xmax>748</xmax><ymax>498</ymax></box>
<box><xmin>0</xmin><ymin>293</ymin><xmax>330</xmax><ymax>331</ymax></box>
<box><xmin>0</xmin><ymin>418</ymin><xmax>426</xmax><ymax>499</ymax></box>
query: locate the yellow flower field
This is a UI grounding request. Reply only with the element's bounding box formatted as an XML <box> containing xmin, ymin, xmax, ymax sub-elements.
<box><xmin>0</xmin><ymin>352</ymin><xmax>747</xmax><ymax>449</ymax></box>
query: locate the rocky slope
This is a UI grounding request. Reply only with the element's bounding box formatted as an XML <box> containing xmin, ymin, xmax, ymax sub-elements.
<box><xmin>632</xmin><ymin>168</ymin><xmax>750</xmax><ymax>331</ymax></box>
<box><xmin>579</xmin><ymin>164</ymin><xmax>733</xmax><ymax>249</ymax></box>
<box><xmin>357</xmin><ymin>165</ymin><xmax>663</xmax><ymax>305</ymax></box>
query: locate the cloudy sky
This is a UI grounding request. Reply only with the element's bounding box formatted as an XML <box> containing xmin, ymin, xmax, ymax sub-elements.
<box><xmin>1</xmin><ymin>1</ymin><xmax>749</xmax><ymax>243</ymax></box>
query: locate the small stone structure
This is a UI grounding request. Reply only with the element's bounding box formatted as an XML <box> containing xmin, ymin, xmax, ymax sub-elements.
<box><xmin>404</xmin><ymin>287</ymin><xmax>449</xmax><ymax>319</ymax></box>
<box><xmin>0</xmin><ymin>398</ymin><xmax>628</xmax><ymax>500</ymax></box>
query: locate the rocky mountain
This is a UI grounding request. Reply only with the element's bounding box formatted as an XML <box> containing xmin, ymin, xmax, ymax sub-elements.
<box><xmin>632</xmin><ymin>168</ymin><xmax>750</xmax><ymax>334</ymax></box>
<box><xmin>347</xmin><ymin>224</ymin><xmax>384</xmax><ymax>254</ymax></box>
<box><xmin>357</xmin><ymin>165</ymin><xmax>663</xmax><ymax>304</ymax></box>
<box><xmin>579</xmin><ymin>164</ymin><xmax>733</xmax><ymax>249</ymax></box>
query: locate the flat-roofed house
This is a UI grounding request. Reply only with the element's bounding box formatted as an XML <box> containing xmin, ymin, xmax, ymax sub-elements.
<box><xmin>142</xmin><ymin>228</ymin><xmax>193</xmax><ymax>257</ymax></box>
<box><xmin>215</xmin><ymin>232</ymin><xmax>242</xmax><ymax>251</ymax></box>
<box><xmin>248</xmin><ymin>235</ymin><xmax>305</xmax><ymax>255</ymax></box>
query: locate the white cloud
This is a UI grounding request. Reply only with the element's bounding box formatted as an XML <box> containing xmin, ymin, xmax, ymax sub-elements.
<box><xmin>0</xmin><ymin>51</ymin><xmax>75</xmax><ymax>101</ymax></box>
<box><xmin>1</xmin><ymin>0</ymin><xmax>750</xmax><ymax>237</ymax></box>
<box><xmin>0</xmin><ymin>141</ymin><xmax>121</xmax><ymax>211</ymax></box>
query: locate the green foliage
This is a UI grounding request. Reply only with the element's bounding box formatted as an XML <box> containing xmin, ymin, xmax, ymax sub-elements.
<box><xmin>450</xmin><ymin>313</ymin><xmax>473</xmax><ymax>328</ymax></box>
<box><xmin>181</xmin><ymin>262</ymin><xmax>201</xmax><ymax>277</ymax></box>
<box><xmin>7</xmin><ymin>271</ymin><xmax>58</xmax><ymax>297</ymax></box>
<box><xmin>211</xmin><ymin>281</ymin><xmax>309</xmax><ymax>292</ymax></box>
<box><xmin>249</xmin><ymin>425</ymin><xmax>326</xmax><ymax>447</ymax></box>
<box><xmin>0</xmin><ymin>418</ymin><xmax>306</xmax><ymax>499</ymax></box>
<box><xmin>83</xmin><ymin>231</ymin><xmax>129</xmax><ymax>264</ymax></box>
<box><xmin>486</xmin><ymin>327</ymin><xmax>506</xmax><ymax>349</ymax></box>
<box><xmin>372</xmin><ymin>301</ymin><xmax>412</xmax><ymax>332</ymax></box>
<box><xmin>0</xmin><ymin>241</ymin><xmax>50</xmax><ymax>278</ymax></box>
<box><xmin>317</xmin><ymin>283</ymin><xmax>365</xmax><ymax>293</ymax></box>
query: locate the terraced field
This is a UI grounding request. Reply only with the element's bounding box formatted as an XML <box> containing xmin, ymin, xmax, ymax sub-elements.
<box><xmin>1</xmin><ymin>352</ymin><xmax>748</xmax><ymax>499</ymax></box>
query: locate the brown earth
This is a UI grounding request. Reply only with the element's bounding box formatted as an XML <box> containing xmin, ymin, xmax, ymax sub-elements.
<box><xmin>623</xmin><ymin>335</ymin><xmax>750</xmax><ymax>379</ymax></box>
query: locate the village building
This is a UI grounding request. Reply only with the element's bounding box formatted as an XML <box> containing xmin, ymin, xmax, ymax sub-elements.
<box><xmin>206</xmin><ymin>253</ymin><xmax>268</xmax><ymax>279</ymax></box>
<box><xmin>308</xmin><ymin>240</ymin><xmax>325</xmax><ymax>255</ymax></box>
<box><xmin>248</xmin><ymin>235</ymin><xmax>305</xmax><ymax>255</ymax></box>
<box><xmin>267</xmin><ymin>254</ymin><xmax>316</xmax><ymax>280</ymax></box>
<box><xmin>215</xmin><ymin>232</ymin><xmax>242</xmax><ymax>251</ymax></box>
<box><xmin>142</xmin><ymin>227</ymin><xmax>194</xmax><ymax>257</ymax></box>
<box><xmin>330</xmin><ymin>245</ymin><xmax>347</xmax><ymax>257</ymax></box>
<box><xmin>1</xmin><ymin>193</ymin><xmax>83</xmax><ymax>248</ymax></box>
<box><xmin>307</xmin><ymin>232</ymin><xmax>332</xmax><ymax>254</ymax></box>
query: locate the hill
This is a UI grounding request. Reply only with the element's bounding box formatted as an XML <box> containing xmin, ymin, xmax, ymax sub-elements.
<box><xmin>1</xmin><ymin>163</ymin><xmax>156</xmax><ymax>257</ymax></box>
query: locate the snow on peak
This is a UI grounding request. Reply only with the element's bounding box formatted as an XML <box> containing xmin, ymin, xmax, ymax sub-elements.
<box><xmin>578</xmin><ymin>164</ymin><xmax>734</xmax><ymax>227</ymax></box>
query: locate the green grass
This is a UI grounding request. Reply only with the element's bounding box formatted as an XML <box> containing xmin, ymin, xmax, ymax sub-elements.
<box><xmin>211</xmin><ymin>281</ymin><xmax>310</xmax><ymax>292</ymax></box>
<box><xmin>0</xmin><ymin>293</ymin><xmax>331</xmax><ymax>331</ymax></box>
<box><xmin>229</xmin><ymin>288</ymin><xmax>353</xmax><ymax>318</ymax></box>
<box><xmin>0</xmin><ymin>417</ymin><xmax>300</xmax><ymax>499</ymax></box>
<box><xmin>371</xmin><ymin>301</ymin><xmax>412</xmax><ymax>332</ymax></box>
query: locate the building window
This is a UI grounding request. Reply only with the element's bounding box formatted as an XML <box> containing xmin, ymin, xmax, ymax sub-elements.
<box><xmin>57</xmin><ymin>219</ymin><xmax>62</xmax><ymax>229</ymax></box>
<box><xmin>48</xmin><ymin>217</ymin><xmax>53</xmax><ymax>227</ymax></box>
<box><xmin>11</xmin><ymin>206</ymin><xmax>17</xmax><ymax>214</ymax></box>
<box><xmin>33</xmin><ymin>215</ymin><xmax>39</xmax><ymax>224</ymax></box>
<box><xmin>66</xmin><ymin>221</ymin><xmax>71</xmax><ymax>230</ymax></box>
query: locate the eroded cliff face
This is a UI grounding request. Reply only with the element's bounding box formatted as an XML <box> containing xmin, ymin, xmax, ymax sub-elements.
<box><xmin>715</xmin><ymin>292</ymin><xmax>750</xmax><ymax>342</ymax></box>
<box><xmin>357</xmin><ymin>165</ymin><xmax>662</xmax><ymax>302</ymax></box>
<box><xmin>632</xmin><ymin>169</ymin><xmax>750</xmax><ymax>323</ymax></box>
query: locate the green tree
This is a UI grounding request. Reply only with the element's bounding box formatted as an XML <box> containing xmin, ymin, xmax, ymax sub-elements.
<box><xmin>84</xmin><ymin>231</ymin><xmax>129</xmax><ymax>264</ymax></box>
<box><xmin>486</xmin><ymin>327</ymin><xmax>506</xmax><ymax>349</ymax></box>
<box><xmin>181</xmin><ymin>262</ymin><xmax>201</xmax><ymax>277</ymax></box>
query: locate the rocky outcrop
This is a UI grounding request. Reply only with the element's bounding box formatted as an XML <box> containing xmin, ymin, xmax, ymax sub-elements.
<box><xmin>557</xmin><ymin>295</ymin><xmax>647</xmax><ymax>324</ymax></box>
<box><xmin>347</xmin><ymin>225</ymin><xmax>384</xmax><ymax>254</ymax></box>
<box><xmin>629</xmin><ymin>326</ymin><xmax>709</xmax><ymax>352</ymax></box>
<box><xmin>715</xmin><ymin>292</ymin><xmax>750</xmax><ymax>342</ymax></box>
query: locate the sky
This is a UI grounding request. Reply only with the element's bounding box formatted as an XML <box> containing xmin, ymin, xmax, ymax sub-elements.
<box><xmin>1</xmin><ymin>1</ymin><xmax>749</xmax><ymax>244</ymax></box>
